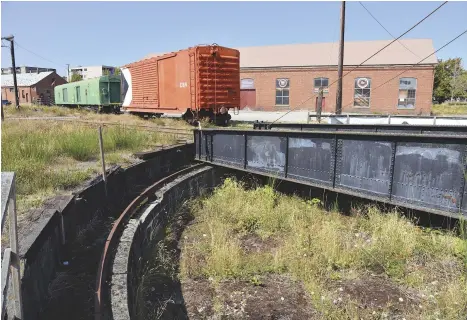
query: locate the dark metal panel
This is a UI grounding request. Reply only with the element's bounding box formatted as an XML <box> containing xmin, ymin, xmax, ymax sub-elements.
<box><xmin>462</xmin><ymin>177</ymin><xmax>467</xmax><ymax>215</ymax></box>
<box><xmin>287</xmin><ymin>137</ymin><xmax>335</xmax><ymax>187</ymax></box>
<box><xmin>212</xmin><ymin>133</ymin><xmax>245</xmax><ymax>167</ymax></box>
<box><xmin>195</xmin><ymin>131</ymin><xmax>200</xmax><ymax>158</ymax></box>
<box><xmin>246</xmin><ymin>135</ymin><xmax>286</xmax><ymax>176</ymax></box>
<box><xmin>392</xmin><ymin>142</ymin><xmax>465</xmax><ymax>213</ymax></box>
<box><xmin>200</xmin><ymin>133</ymin><xmax>211</xmax><ymax>161</ymax></box>
<box><xmin>335</xmin><ymin>139</ymin><xmax>392</xmax><ymax>198</ymax></box>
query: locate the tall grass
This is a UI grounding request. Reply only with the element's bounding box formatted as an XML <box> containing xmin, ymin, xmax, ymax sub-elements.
<box><xmin>1</xmin><ymin>120</ymin><xmax>178</xmax><ymax>212</ymax></box>
<box><xmin>432</xmin><ymin>103</ymin><xmax>467</xmax><ymax>115</ymax></box>
<box><xmin>181</xmin><ymin>178</ymin><xmax>467</xmax><ymax>319</ymax></box>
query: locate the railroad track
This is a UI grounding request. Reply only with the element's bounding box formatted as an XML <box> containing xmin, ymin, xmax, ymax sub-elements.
<box><xmin>93</xmin><ymin>164</ymin><xmax>204</xmax><ymax>319</ymax></box>
<box><xmin>6</xmin><ymin>116</ymin><xmax>193</xmax><ymax>136</ymax></box>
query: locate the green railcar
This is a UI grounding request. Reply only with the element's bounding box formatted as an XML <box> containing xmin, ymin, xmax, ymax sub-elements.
<box><xmin>54</xmin><ymin>75</ymin><xmax>121</xmax><ymax>112</ymax></box>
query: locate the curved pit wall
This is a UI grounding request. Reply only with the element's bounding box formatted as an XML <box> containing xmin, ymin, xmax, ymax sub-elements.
<box><xmin>108</xmin><ymin>165</ymin><xmax>222</xmax><ymax>320</ymax></box>
<box><xmin>14</xmin><ymin>143</ymin><xmax>195</xmax><ymax>320</ymax></box>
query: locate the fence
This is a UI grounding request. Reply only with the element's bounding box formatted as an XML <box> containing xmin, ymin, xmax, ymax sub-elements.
<box><xmin>1</xmin><ymin>172</ymin><xmax>23</xmax><ymax>319</ymax></box>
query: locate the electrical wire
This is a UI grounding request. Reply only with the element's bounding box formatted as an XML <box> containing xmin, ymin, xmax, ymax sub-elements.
<box><xmin>13</xmin><ymin>40</ymin><xmax>63</xmax><ymax>67</ymax></box>
<box><xmin>340</xmin><ymin>28</ymin><xmax>467</xmax><ymax>110</ymax></box>
<box><xmin>359</xmin><ymin>2</ymin><xmax>421</xmax><ymax>59</ymax></box>
<box><xmin>269</xmin><ymin>1</ymin><xmax>448</xmax><ymax>124</ymax></box>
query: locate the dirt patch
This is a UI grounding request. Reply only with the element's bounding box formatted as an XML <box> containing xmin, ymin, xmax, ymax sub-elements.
<box><xmin>182</xmin><ymin>279</ymin><xmax>216</xmax><ymax>318</ymax></box>
<box><xmin>332</xmin><ymin>276</ymin><xmax>419</xmax><ymax>312</ymax></box>
<box><xmin>182</xmin><ymin>274</ymin><xmax>319</xmax><ymax>319</ymax></box>
<box><xmin>240</xmin><ymin>233</ymin><xmax>279</xmax><ymax>253</ymax></box>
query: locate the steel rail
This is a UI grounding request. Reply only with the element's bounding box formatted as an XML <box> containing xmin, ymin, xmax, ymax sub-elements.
<box><xmin>252</xmin><ymin>122</ymin><xmax>467</xmax><ymax>134</ymax></box>
<box><xmin>93</xmin><ymin>163</ymin><xmax>204</xmax><ymax>320</ymax></box>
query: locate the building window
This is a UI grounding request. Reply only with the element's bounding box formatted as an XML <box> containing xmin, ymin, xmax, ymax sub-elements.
<box><xmin>398</xmin><ymin>78</ymin><xmax>417</xmax><ymax>109</ymax></box>
<box><xmin>241</xmin><ymin>78</ymin><xmax>255</xmax><ymax>90</ymax></box>
<box><xmin>22</xmin><ymin>90</ymin><xmax>25</xmax><ymax>98</ymax></box>
<box><xmin>63</xmin><ymin>88</ymin><xmax>68</xmax><ymax>102</ymax></box>
<box><xmin>354</xmin><ymin>77</ymin><xmax>371</xmax><ymax>107</ymax></box>
<box><xmin>76</xmin><ymin>86</ymin><xmax>81</xmax><ymax>102</ymax></box>
<box><xmin>275</xmin><ymin>78</ymin><xmax>290</xmax><ymax>106</ymax></box>
<box><xmin>9</xmin><ymin>88</ymin><xmax>13</xmax><ymax>92</ymax></box>
<box><xmin>314</xmin><ymin>77</ymin><xmax>329</xmax><ymax>93</ymax></box>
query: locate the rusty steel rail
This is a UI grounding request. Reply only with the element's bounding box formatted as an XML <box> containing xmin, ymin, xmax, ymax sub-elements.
<box><xmin>93</xmin><ymin>163</ymin><xmax>204</xmax><ymax>320</ymax></box>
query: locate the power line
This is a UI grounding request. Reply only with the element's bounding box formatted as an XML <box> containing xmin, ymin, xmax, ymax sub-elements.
<box><xmin>358</xmin><ymin>1</ymin><xmax>421</xmax><ymax>59</ymax></box>
<box><xmin>341</xmin><ymin>29</ymin><xmax>467</xmax><ymax>110</ymax></box>
<box><xmin>13</xmin><ymin>40</ymin><xmax>63</xmax><ymax>67</ymax></box>
<box><xmin>270</xmin><ymin>1</ymin><xmax>448</xmax><ymax>124</ymax></box>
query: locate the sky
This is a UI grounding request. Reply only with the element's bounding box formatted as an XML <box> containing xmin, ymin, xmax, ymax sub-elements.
<box><xmin>1</xmin><ymin>1</ymin><xmax>466</xmax><ymax>77</ymax></box>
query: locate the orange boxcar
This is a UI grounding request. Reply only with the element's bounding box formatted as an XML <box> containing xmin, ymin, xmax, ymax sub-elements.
<box><xmin>121</xmin><ymin>44</ymin><xmax>240</xmax><ymax>124</ymax></box>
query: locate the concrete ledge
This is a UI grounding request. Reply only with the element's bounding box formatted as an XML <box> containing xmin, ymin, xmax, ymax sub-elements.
<box><xmin>13</xmin><ymin>143</ymin><xmax>195</xmax><ymax>320</ymax></box>
<box><xmin>110</xmin><ymin>165</ymin><xmax>222</xmax><ymax>320</ymax></box>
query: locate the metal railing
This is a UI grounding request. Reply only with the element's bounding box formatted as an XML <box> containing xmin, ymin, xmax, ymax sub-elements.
<box><xmin>308</xmin><ymin>113</ymin><xmax>467</xmax><ymax>125</ymax></box>
<box><xmin>1</xmin><ymin>172</ymin><xmax>23</xmax><ymax>320</ymax></box>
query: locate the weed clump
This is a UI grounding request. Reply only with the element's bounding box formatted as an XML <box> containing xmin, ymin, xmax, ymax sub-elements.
<box><xmin>180</xmin><ymin>178</ymin><xmax>467</xmax><ymax>319</ymax></box>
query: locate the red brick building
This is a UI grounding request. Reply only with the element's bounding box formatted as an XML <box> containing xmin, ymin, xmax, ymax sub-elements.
<box><xmin>1</xmin><ymin>71</ymin><xmax>66</xmax><ymax>105</ymax></box>
<box><xmin>237</xmin><ymin>39</ymin><xmax>437</xmax><ymax>115</ymax></box>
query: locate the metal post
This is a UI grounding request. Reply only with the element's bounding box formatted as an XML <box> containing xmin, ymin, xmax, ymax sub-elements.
<box><xmin>346</xmin><ymin>114</ymin><xmax>350</xmax><ymax>124</ymax></box>
<box><xmin>317</xmin><ymin>88</ymin><xmax>323</xmax><ymax>123</ymax></box>
<box><xmin>98</xmin><ymin>126</ymin><xmax>107</xmax><ymax>197</ymax></box>
<box><xmin>433</xmin><ymin>116</ymin><xmax>437</xmax><ymax>125</ymax></box>
<box><xmin>335</xmin><ymin>1</ymin><xmax>345</xmax><ymax>115</ymax></box>
<box><xmin>307</xmin><ymin>109</ymin><xmax>310</xmax><ymax>124</ymax></box>
<box><xmin>8</xmin><ymin>176</ymin><xmax>23</xmax><ymax>319</ymax></box>
<box><xmin>2</xmin><ymin>35</ymin><xmax>20</xmax><ymax>109</ymax></box>
<box><xmin>66</xmin><ymin>64</ymin><xmax>70</xmax><ymax>82</ymax></box>
<box><xmin>388</xmin><ymin>115</ymin><xmax>391</xmax><ymax>124</ymax></box>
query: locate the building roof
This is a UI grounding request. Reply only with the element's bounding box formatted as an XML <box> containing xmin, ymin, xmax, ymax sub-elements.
<box><xmin>1</xmin><ymin>71</ymin><xmax>54</xmax><ymax>87</ymax></box>
<box><xmin>144</xmin><ymin>39</ymin><xmax>437</xmax><ymax>68</ymax></box>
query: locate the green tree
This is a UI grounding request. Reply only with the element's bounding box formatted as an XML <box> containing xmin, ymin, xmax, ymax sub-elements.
<box><xmin>450</xmin><ymin>70</ymin><xmax>467</xmax><ymax>100</ymax></box>
<box><xmin>103</xmin><ymin>68</ymin><xmax>121</xmax><ymax>76</ymax></box>
<box><xmin>70</xmin><ymin>73</ymin><xmax>83</xmax><ymax>82</ymax></box>
<box><xmin>433</xmin><ymin>58</ymin><xmax>463</xmax><ymax>102</ymax></box>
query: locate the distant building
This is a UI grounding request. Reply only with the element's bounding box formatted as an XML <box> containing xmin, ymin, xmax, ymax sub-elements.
<box><xmin>1</xmin><ymin>71</ymin><xmax>67</xmax><ymax>105</ymax></box>
<box><xmin>69</xmin><ymin>65</ymin><xmax>116</xmax><ymax>80</ymax></box>
<box><xmin>146</xmin><ymin>38</ymin><xmax>437</xmax><ymax>115</ymax></box>
<box><xmin>1</xmin><ymin>66</ymin><xmax>56</xmax><ymax>75</ymax></box>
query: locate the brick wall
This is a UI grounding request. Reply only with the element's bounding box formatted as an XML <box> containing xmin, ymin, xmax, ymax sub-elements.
<box><xmin>1</xmin><ymin>72</ymin><xmax>67</xmax><ymax>105</ymax></box>
<box><xmin>240</xmin><ymin>65</ymin><xmax>435</xmax><ymax>115</ymax></box>
<box><xmin>1</xmin><ymin>86</ymin><xmax>33</xmax><ymax>104</ymax></box>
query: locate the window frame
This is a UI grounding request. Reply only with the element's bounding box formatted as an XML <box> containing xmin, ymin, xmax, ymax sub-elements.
<box><xmin>353</xmin><ymin>77</ymin><xmax>372</xmax><ymax>108</ymax></box>
<box><xmin>397</xmin><ymin>77</ymin><xmax>417</xmax><ymax>109</ymax></box>
<box><xmin>313</xmin><ymin>77</ymin><xmax>329</xmax><ymax>92</ymax></box>
<box><xmin>275</xmin><ymin>78</ymin><xmax>290</xmax><ymax>106</ymax></box>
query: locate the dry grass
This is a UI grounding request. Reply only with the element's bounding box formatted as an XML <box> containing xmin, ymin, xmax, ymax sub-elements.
<box><xmin>180</xmin><ymin>178</ymin><xmax>467</xmax><ymax>319</ymax></box>
<box><xmin>431</xmin><ymin>103</ymin><xmax>467</xmax><ymax>116</ymax></box>
<box><xmin>1</xmin><ymin>108</ymin><xmax>186</xmax><ymax>214</ymax></box>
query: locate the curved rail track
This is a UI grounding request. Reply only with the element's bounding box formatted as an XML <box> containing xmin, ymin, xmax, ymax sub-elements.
<box><xmin>93</xmin><ymin>163</ymin><xmax>204</xmax><ymax>320</ymax></box>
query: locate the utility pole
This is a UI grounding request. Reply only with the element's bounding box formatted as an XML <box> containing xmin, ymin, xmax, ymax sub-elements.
<box><xmin>2</xmin><ymin>35</ymin><xmax>20</xmax><ymax>109</ymax></box>
<box><xmin>317</xmin><ymin>88</ymin><xmax>323</xmax><ymax>123</ymax></box>
<box><xmin>66</xmin><ymin>64</ymin><xmax>70</xmax><ymax>82</ymax></box>
<box><xmin>335</xmin><ymin>1</ymin><xmax>345</xmax><ymax>115</ymax></box>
